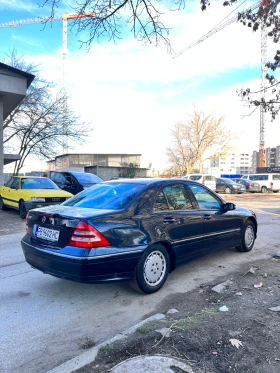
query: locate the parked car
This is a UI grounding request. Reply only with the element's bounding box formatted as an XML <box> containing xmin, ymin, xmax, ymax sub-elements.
<box><xmin>215</xmin><ymin>178</ymin><xmax>246</xmax><ymax>194</ymax></box>
<box><xmin>184</xmin><ymin>174</ymin><xmax>216</xmax><ymax>191</ymax></box>
<box><xmin>0</xmin><ymin>176</ymin><xmax>73</xmax><ymax>218</ymax></box>
<box><xmin>48</xmin><ymin>171</ymin><xmax>103</xmax><ymax>195</ymax></box>
<box><xmin>21</xmin><ymin>178</ymin><xmax>257</xmax><ymax>294</ymax></box>
<box><xmin>241</xmin><ymin>173</ymin><xmax>280</xmax><ymax>193</ymax></box>
<box><xmin>234</xmin><ymin>178</ymin><xmax>261</xmax><ymax>193</ymax></box>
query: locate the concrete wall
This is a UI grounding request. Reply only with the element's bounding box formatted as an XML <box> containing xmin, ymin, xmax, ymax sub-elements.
<box><xmin>85</xmin><ymin>166</ymin><xmax>151</xmax><ymax>181</ymax></box>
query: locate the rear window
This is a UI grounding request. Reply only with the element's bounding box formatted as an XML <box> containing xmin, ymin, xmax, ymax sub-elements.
<box><xmin>204</xmin><ymin>176</ymin><xmax>216</xmax><ymax>181</ymax></box>
<box><xmin>189</xmin><ymin>175</ymin><xmax>202</xmax><ymax>181</ymax></box>
<box><xmin>63</xmin><ymin>183</ymin><xmax>145</xmax><ymax>210</ymax></box>
<box><xmin>272</xmin><ymin>175</ymin><xmax>280</xmax><ymax>180</ymax></box>
<box><xmin>71</xmin><ymin>172</ymin><xmax>103</xmax><ymax>185</ymax></box>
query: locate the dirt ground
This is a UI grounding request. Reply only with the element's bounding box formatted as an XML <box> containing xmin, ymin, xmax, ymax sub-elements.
<box><xmin>76</xmin><ymin>256</ymin><xmax>280</xmax><ymax>373</ymax></box>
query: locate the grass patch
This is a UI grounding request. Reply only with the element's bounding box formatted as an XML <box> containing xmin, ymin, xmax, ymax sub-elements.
<box><xmin>136</xmin><ymin>325</ymin><xmax>151</xmax><ymax>334</ymax></box>
<box><xmin>99</xmin><ymin>344</ymin><xmax>114</xmax><ymax>352</ymax></box>
<box><xmin>174</xmin><ymin>309</ymin><xmax>216</xmax><ymax>331</ymax></box>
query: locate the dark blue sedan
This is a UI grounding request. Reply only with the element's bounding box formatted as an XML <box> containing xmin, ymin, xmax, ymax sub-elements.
<box><xmin>21</xmin><ymin>178</ymin><xmax>257</xmax><ymax>294</ymax></box>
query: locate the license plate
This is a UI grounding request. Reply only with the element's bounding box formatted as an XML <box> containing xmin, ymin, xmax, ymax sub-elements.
<box><xmin>35</xmin><ymin>225</ymin><xmax>60</xmax><ymax>242</ymax></box>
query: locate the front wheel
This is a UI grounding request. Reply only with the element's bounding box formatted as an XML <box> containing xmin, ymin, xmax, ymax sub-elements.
<box><xmin>236</xmin><ymin>221</ymin><xmax>255</xmax><ymax>252</ymax></box>
<box><xmin>261</xmin><ymin>186</ymin><xmax>268</xmax><ymax>194</ymax></box>
<box><xmin>19</xmin><ymin>201</ymin><xmax>27</xmax><ymax>219</ymax></box>
<box><xmin>130</xmin><ymin>244</ymin><xmax>170</xmax><ymax>294</ymax></box>
<box><xmin>0</xmin><ymin>196</ymin><xmax>7</xmax><ymax>211</ymax></box>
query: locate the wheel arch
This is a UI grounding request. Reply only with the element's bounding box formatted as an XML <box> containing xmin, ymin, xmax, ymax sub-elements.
<box><xmin>152</xmin><ymin>240</ymin><xmax>176</xmax><ymax>272</ymax></box>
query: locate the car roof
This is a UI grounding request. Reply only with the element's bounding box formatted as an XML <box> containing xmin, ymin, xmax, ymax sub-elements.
<box><xmin>15</xmin><ymin>176</ymin><xmax>49</xmax><ymax>179</ymax></box>
<box><xmin>104</xmin><ymin>178</ymin><xmax>192</xmax><ymax>185</ymax></box>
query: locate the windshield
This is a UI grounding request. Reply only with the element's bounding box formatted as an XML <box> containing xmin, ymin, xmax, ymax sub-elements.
<box><xmin>221</xmin><ymin>178</ymin><xmax>235</xmax><ymax>185</ymax></box>
<box><xmin>21</xmin><ymin>178</ymin><xmax>59</xmax><ymax>189</ymax></box>
<box><xmin>71</xmin><ymin>172</ymin><xmax>103</xmax><ymax>185</ymax></box>
<box><xmin>189</xmin><ymin>175</ymin><xmax>202</xmax><ymax>181</ymax></box>
<box><xmin>63</xmin><ymin>182</ymin><xmax>145</xmax><ymax>210</ymax></box>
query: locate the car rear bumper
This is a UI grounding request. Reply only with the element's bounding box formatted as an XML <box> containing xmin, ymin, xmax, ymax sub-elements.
<box><xmin>21</xmin><ymin>235</ymin><xmax>143</xmax><ymax>283</ymax></box>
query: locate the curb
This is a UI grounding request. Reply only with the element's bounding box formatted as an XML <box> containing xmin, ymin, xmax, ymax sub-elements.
<box><xmin>46</xmin><ymin>313</ymin><xmax>166</xmax><ymax>373</ymax></box>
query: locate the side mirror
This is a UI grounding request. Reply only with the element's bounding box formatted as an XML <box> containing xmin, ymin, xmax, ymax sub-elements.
<box><xmin>223</xmin><ymin>202</ymin><xmax>236</xmax><ymax>212</ymax></box>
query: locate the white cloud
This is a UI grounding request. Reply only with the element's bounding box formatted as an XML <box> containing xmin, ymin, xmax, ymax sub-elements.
<box><xmin>15</xmin><ymin>1</ymin><xmax>280</xmax><ymax>172</ymax></box>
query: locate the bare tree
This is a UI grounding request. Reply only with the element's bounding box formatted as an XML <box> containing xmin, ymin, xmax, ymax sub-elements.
<box><xmin>3</xmin><ymin>51</ymin><xmax>90</xmax><ymax>175</ymax></box>
<box><xmin>166</xmin><ymin>107</ymin><xmax>235</xmax><ymax>176</ymax></box>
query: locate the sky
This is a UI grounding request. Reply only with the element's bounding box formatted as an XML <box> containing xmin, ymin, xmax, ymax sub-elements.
<box><xmin>1</xmin><ymin>0</ymin><xmax>280</xmax><ymax>173</ymax></box>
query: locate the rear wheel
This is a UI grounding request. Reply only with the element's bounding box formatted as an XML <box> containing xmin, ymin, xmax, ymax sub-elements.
<box><xmin>130</xmin><ymin>244</ymin><xmax>170</xmax><ymax>294</ymax></box>
<box><xmin>261</xmin><ymin>186</ymin><xmax>268</xmax><ymax>194</ymax></box>
<box><xmin>19</xmin><ymin>200</ymin><xmax>27</xmax><ymax>219</ymax></box>
<box><xmin>225</xmin><ymin>187</ymin><xmax>231</xmax><ymax>194</ymax></box>
<box><xmin>236</xmin><ymin>221</ymin><xmax>255</xmax><ymax>252</ymax></box>
<box><xmin>0</xmin><ymin>196</ymin><xmax>7</xmax><ymax>211</ymax></box>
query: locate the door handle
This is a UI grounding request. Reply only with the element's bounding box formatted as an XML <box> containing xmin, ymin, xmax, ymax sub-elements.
<box><xmin>163</xmin><ymin>217</ymin><xmax>176</xmax><ymax>224</ymax></box>
<box><xmin>203</xmin><ymin>215</ymin><xmax>211</xmax><ymax>220</ymax></box>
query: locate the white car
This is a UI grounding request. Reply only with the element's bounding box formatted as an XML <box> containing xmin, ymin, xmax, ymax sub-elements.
<box><xmin>184</xmin><ymin>174</ymin><xmax>216</xmax><ymax>191</ymax></box>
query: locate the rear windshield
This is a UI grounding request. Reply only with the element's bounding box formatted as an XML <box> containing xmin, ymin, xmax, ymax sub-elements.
<box><xmin>189</xmin><ymin>175</ymin><xmax>202</xmax><ymax>181</ymax></box>
<box><xmin>63</xmin><ymin>182</ymin><xmax>145</xmax><ymax>210</ymax></box>
<box><xmin>21</xmin><ymin>178</ymin><xmax>58</xmax><ymax>189</ymax></box>
<box><xmin>71</xmin><ymin>172</ymin><xmax>103</xmax><ymax>185</ymax></box>
<box><xmin>221</xmin><ymin>178</ymin><xmax>235</xmax><ymax>184</ymax></box>
<box><xmin>272</xmin><ymin>175</ymin><xmax>280</xmax><ymax>180</ymax></box>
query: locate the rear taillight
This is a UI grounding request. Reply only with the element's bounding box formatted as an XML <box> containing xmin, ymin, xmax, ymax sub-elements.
<box><xmin>26</xmin><ymin>214</ymin><xmax>31</xmax><ymax>235</ymax></box>
<box><xmin>202</xmin><ymin>179</ymin><xmax>205</xmax><ymax>184</ymax></box>
<box><xmin>270</xmin><ymin>182</ymin><xmax>273</xmax><ymax>187</ymax></box>
<box><xmin>68</xmin><ymin>221</ymin><xmax>111</xmax><ymax>248</ymax></box>
<box><xmin>248</xmin><ymin>183</ymin><xmax>252</xmax><ymax>187</ymax></box>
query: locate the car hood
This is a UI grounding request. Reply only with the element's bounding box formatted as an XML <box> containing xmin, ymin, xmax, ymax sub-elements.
<box><xmin>28</xmin><ymin>204</ymin><xmax>117</xmax><ymax>218</ymax></box>
<box><xmin>23</xmin><ymin>189</ymin><xmax>73</xmax><ymax>197</ymax></box>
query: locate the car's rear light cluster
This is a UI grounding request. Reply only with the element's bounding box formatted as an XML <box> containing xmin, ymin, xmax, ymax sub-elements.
<box><xmin>68</xmin><ymin>221</ymin><xmax>111</xmax><ymax>248</ymax></box>
<box><xmin>26</xmin><ymin>215</ymin><xmax>31</xmax><ymax>235</ymax></box>
<box><xmin>270</xmin><ymin>182</ymin><xmax>273</xmax><ymax>187</ymax></box>
<box><xmin>248</xmin><ymin>183</ymin><xmax>252</xmax><ymax>187</ymax></box>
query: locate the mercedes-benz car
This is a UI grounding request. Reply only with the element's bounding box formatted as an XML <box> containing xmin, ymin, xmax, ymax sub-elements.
<box><xmin>21</xmin><ymin>178</ymin><xmax>257</xmax><ymax>294</ymax></box>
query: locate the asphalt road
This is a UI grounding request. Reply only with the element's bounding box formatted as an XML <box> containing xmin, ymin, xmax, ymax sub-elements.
<box><xmin>0</xmin><ymin>193</ymin><xmax>280</xmax><ymax>373</ymax></box>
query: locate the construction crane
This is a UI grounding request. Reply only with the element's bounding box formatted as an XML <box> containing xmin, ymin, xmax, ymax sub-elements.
<box><xmin>0</xmin><ymin>12</ymin><xmax>95</xmax><ymax>153</ymax></box>
<box><xmin>173</xmin><ymin>1</ymin><xmax>268</xmax><ymax>168</ymax></box>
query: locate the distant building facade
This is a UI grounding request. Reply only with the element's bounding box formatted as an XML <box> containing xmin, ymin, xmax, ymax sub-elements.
<box><xmin>47</xmin><ymin>153</ymin><xmax>142</xmax><ymax>172</ymax></box>
<box><xmin>208</xmin><ymin>153</ymin><xmax>252</xmax><ymax>176</ymax></box>
<box><xmin>47</xmin><ymin>153</ymin><xmax>151</xmax><ymax>181</ymax></box>
<box><xmin>252</xmin><ymin>145</ymin><xmax>280</xmax><ymax>173</ymax></box>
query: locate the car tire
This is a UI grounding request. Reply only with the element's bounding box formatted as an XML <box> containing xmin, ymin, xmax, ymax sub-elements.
<box><xmin>19</xmin><ymin>200</ymin><xmax>27</xmax><ymax>219</ymax></box>
<box><xmin>0</xmin><ymin>196</ymin><xmax>7</xmax><ymax>211</ymax></box>
<box><xmin>235</xmin><ymin>221</ymin><xmax>255</xmax><ymax>253</ymax></box>
<box><xmin>225</xmin><ymin>187</ymin><xmax>231</xmax><ymax>194</ymax></box>
<box><xmin>261</xmin><ymin>186</ymin><xmax>268</xmax><ymax>194</ymax></box>
<box><xmin>130</xmin><ymin>244</ymin><xmax>170</xmax><ymax>294</ymax></box>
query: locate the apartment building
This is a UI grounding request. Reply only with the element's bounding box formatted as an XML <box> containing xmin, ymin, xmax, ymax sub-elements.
<box><xmin>208</xmin><ymin>153</ymin><xmax>252</xmax><ymax>175</ymax></box>
<box><xmin>252</xmin><ymin>146</ymin><xmax>280</xmax><ymax>172</ymax></box>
